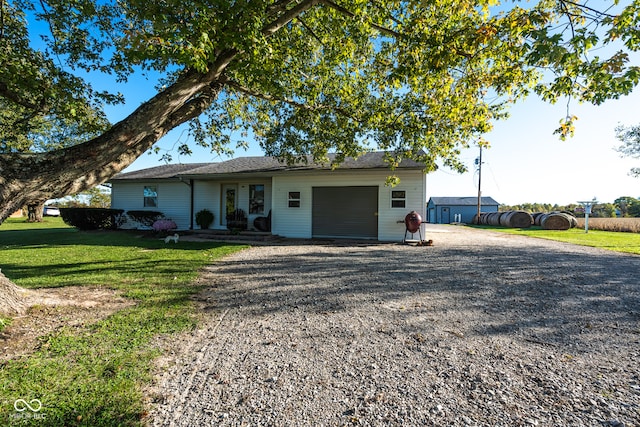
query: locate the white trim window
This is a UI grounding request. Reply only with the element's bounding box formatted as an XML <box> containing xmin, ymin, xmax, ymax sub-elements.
<box><xmin>144</xmin><ymin>186</ymin><xmax>158</xmax><ymax>207</ymax></box>
<box><xmin>391</xmin><ymin>190</ymin><xmax>406</xmax><ymax>208</ymax></box>
<box><xmin>288</xmin><ymin>191</ymin><xmax>301</xmax><ymax>208</ymax></box>
<box><xmin>249</xmin><ymin>184</ymin><xmax>265</xmax><ymax>214</ymax></box>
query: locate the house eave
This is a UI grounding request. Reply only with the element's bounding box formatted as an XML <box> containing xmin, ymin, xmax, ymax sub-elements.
<box><xmin>180</xmin><ymin>166</ymin><xmax>424</xmax><ymax>180</ymax></box>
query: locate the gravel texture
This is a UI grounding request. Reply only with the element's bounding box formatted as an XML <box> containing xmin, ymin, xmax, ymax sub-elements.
<box><xmin>148</xmin><ymin>225</ymin><xmax>640</xmax><ymax>426</ymax></box>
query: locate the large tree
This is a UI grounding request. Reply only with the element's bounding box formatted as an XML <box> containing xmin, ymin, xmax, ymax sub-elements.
<box><xmin>0</xmin><ymin>3</ymin><xmax>111</xmax><ymax>221</ymax></box>
<box><xmin>1</xmin><ymin>96</ymin><xmax>110</xmax><ymax>221</ymax></box>
<box><xmin>614</xmin><ymin>196</ymin><xmax>640</xmax><ymax>216</ymax></box>
<box><xmin>615</xmin><ymin>123</ymin><xmax>640</xmax><ymax>178</ymax></box>
<box><xmin>2</xmin><ymin>0</ymin><xmax>640</xmax><ymax>224</ymax></box>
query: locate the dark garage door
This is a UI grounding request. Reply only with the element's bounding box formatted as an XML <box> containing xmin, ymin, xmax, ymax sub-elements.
<box><xmin>312</xmin><ymin>186</ymin><xmax>378</xmax><ymax>239</ymax></box>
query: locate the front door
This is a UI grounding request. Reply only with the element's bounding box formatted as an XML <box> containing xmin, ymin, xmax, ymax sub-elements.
<box><xmin>221</xmin><ymin>184</ymin><xmax>238</xmax><ymax>226</ymax></box>
<box><xmin>440</xmin><ymin>207</ymin><xmax>450</xmax><ymax>224</ymax></box>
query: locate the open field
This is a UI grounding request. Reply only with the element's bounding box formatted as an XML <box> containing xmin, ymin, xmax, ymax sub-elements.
<box><xmin>0</xmin><ymin>217</ymin><xmax>246</xmax><ymax>426</ymax></box>
<box><xmin>575</xmin><ymin>217</ymin><xmax>640</xmax><ymax>233</ymax></box>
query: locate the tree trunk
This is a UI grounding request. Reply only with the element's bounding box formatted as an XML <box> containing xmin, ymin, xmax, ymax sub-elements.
<box><xmin>0</xmin><ymin>5</ymin><xmax>315</xmax><ymax>316</ymax></box>
<box><xmin>0</xmin><ymin>67</ymin><xmax>232</xmax><ymax>313</ymax></box>
<box><xmin>0</xmin><ymin>270</ymin><xmax>27</xmax><ymax>316</ymax></box>
<box><xmin>0</xmin><ymin>60</ymin><xmax>235</xmax><ymax>224</ymax></box>
<box><xmin>0</xmin><ymin>1</ymin><xmax>318</xmax><ymax>225</ymax></box>
<box><xmin>27</xmin><ymin>201</ymin><xmax>45</xmax><ymax>222</ymax></box>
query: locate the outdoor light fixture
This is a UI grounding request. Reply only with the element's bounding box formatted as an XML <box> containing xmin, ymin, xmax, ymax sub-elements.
<box><xmin>577</xmin><ymin>197</ymin><xmax>598</xmax><ymax>233</ymax></box>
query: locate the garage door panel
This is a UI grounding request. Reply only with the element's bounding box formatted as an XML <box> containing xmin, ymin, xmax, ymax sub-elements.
<box><xmin>312</xmin><ymin>186</ymin><xmax>378</xmax><ymax>238</ymax></box>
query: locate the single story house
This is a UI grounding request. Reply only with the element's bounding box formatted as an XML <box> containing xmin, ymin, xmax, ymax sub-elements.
<box><xmin>109</xmin><ymin>152</ymin><xmax>427</xmax><ymax>241</ymax></box>
<box><xmin>427</xmin><ymin>196</ymin><xmax>499</xmax><ymax>224</ymax></box>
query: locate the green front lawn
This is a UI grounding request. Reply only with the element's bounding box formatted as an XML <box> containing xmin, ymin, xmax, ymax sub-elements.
<box><xmin>0</xmin><ymin>217</ymin><xmax>247</xmax><ymax>426</ymax></box>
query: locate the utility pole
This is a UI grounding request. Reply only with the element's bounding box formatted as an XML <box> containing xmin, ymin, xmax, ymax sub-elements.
<box><xmin>475</xmin><ymin>146</ymin><xmax>483</xmax><ymax>224</ymax></box>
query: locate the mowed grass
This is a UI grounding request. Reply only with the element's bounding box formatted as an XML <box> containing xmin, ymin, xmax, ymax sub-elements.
<box><xmin>0</xmin><ymin>217</ymin><xmax>247</xmax><ymax>426</ymax></box>
<box><xmin>476</xmin><ymin>224</ymin><xmax>640</xmax><ymax>255</ymax></box>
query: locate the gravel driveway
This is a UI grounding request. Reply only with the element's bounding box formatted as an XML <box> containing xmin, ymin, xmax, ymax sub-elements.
<box><xmin>148</xmin><ymin>225</ymin><xmax>640</xmax><ymax>426</ymax></box>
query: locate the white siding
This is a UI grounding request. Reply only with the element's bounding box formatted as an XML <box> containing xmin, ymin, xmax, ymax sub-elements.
<box><xmin>377</xmin><ymin>172</ymin><xmax>426</xmax><ymax>241</ymax></box>
<box><xmin>193</xmin><ymin>181</ymin><xmax>220</xmax><ymax>229</ymax></box>
<box><xmin>271</xmin><ymin>170</ymin><xmax>426</xmax><ymax>241</ymax></box>
<box><xmin>111</xmin><ymin>180</ymin><xmax>192</xmax><ymax>229</ymax></box>
<box><xmin>159</xmin><ymin>182</ymin><xmax>192</xmax><ymax>229</ymax></box>
<box><xmin>271</xmin><ymin>176</ymin><xmax>312</xmax><ymax>239</ymax></box>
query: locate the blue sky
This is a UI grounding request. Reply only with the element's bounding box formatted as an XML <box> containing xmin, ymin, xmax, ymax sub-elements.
<box><xmin>427</xmin><ymin>88</ymin><xmax>640</xmax><ymax>206</ymax></box>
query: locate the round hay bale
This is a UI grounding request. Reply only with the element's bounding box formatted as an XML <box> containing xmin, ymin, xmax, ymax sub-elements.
<box><xmin>536</xmin><ymin>213</ymin><xmax>547</xmax><ymax>227</ymax></box>
<box><xmin>498</xmin><ymin>211</ymin><xmax>511</xmax><ymax>227</ymax></box>
<box><xmin>532</xmin><ymin>212</ymin><xmax>544</xmax><ymax>226</ymax></box>
<box><xmin>499</xmin><ymin>211</ymin><xmax>533</xmax><ymax>228</ymax></box>
<box><xmin>559</xmin><ymin>211</ymin><xmax>578</xmax><ymax>228</ymax></box>
<box><xmin>541</xmin><ymin>213</ymin><xmax>572</xmax><ymax>230</ymax></box>
<box><xmin>570</xmin><ymin>215</ymin><xmax>578</xmax><ymax>228</ymax></box>
<box><xmin>486</xmin><ymin>212</ymin><xmax>503</xmax><ymax>226</ymax></box>
<box><xmin>485</xmin><ymin>211</ymin><xmax>499</xmax><ymax>226</ymax></box>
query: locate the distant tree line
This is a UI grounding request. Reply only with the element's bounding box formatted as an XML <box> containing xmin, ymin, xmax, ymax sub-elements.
<box><xmin>500</xmin><ymin>197</ymin><xmax>640</xmax><ymax>218</ymax></box>
<box><xmin>55</xmin><ymin>186</ymin><xmax>111</xmax><ymax>209</ymax></box>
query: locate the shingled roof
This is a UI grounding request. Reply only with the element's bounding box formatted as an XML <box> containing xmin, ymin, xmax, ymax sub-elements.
<box><xmin>428</xmin><ymin>196</ymin><xmax>500</xmax><ymax>206</ymax></box>
<box><xmin>111</xmin><ymin>152</ymin><xmax>423</xmax><ymax>180</ymax></box>
<box><xmin>110</xmin><ymin>163</ymin><xmax>211</xmax><ymax>180</ymax></box>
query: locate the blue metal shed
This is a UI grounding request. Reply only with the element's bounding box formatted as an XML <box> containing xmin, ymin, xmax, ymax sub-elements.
<box><xmin>427</xmin><ymin>196</ymin><xmax>500</xmax><ymax>224</ymax></box>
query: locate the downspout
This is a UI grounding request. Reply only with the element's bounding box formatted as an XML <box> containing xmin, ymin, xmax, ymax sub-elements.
<box><xmin>189</xmin><ymin>179</ymin><xmax>194</xmax><ymax>230</ymax></box>
<box><xmin>178</xmin><ymin>177</ymin><xmax>194</xmax><ymax>230</ymax></box>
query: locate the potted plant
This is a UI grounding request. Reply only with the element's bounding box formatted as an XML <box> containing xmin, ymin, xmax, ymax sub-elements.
<box><xmin>195</xmin><ymin>209</ymin><xmax>214</xmax><ymax>229</ymax></box>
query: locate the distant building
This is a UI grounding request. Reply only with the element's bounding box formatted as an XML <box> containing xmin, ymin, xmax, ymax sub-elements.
<box><xmin>427</xmin><ymin>197</ymin><xmax>499</xmax><ymax>224</ymax></box>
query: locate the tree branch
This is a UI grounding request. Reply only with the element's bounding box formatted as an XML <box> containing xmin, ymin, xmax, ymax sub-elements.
<box><xmin>297</xmin><ymin>16</ymin><xmax>325</xmax><ymax>46</ymax></box>
<box><xmin>319</xmin><ymin>0</ymin><xmax>401</xmax><ymax>38</ymax></box>
<box><xmin>163</xmin><ymin>83</ymin><xmax>224</xmax><ymax>131</ymax></box>
<box><xmin>0</xmin><ymin>48</ymin><xmax>238</xmax><ymax>211</ymax></box>
<box><xmin>0</xmin><ymin>0</ymin><xmax>5</xmax><ymax>39</ymax></box>
<box><xmin>369</xmin><ymin>0</ymin><xmax>403</xmax><ymax>28</ymax></box>
<box><xmin>266</xmin><ymin>0</ymin><xmax>299</xmax><ymax>17</ymax></box>
<box><xmin>224</xmin><ymin>78</ymin><xmax>321</xmax><ymax>111</ymax></box>
<box><xmin>222</xmin><ymin>77</ymin><xmax>360</xmax><ymax>122</ymax></box>
<box><xmin>262</xmin><ymin>0</ymin><xmax>321</xmax><ymax>37</ymax></box>
<box><xmin>558</xmin><ymin>1</ymin><xmax>577</xmax><ymax>40</ymax></box>
<box><xmin>558</xmin><ymin>0</ymin><xmax>617</xmax><ymax>20</ymax></box>
<box><xmin>0</xmin><ymin>82</ymin><xmax>42</xmax><ymax>111</ymax></box>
